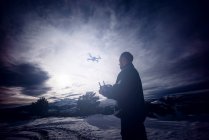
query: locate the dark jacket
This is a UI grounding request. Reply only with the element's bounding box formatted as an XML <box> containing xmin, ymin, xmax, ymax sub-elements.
<box><xmin>106</xmin><ymin>63</ymin><xmax>146</xmax><ymax>122</ymax></box>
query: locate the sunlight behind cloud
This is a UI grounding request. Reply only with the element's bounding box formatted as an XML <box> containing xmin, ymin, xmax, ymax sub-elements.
<box><xmin>42</xmin><ymin>26</ymin><xmax>118</xmax><ymax>94</ymax></box>
<box><xmin>13</xmin><ymin>18</ymin><xmax>122</xmax><ymax>97</ymax></box>
<box><xmin>8</xmin><ymin>9</ymin><xmax>148</xmax><ymax>100</ymax></box>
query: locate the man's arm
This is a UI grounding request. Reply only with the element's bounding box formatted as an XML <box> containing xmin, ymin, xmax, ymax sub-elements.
<box><xmin>106</xmin><ymin>71</ymin><xmax>137</xmax><ymax>101</ymax></box>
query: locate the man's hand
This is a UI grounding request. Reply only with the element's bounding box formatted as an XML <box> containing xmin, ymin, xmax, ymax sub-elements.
<box><xmin>99</xmin><ymin>84</ymin><xmax>113</xmax><ymax>97</ymax></box>
<box><xmin>99</xmin><ymin>86</ymin><xmax>106</xmax><ymax>95</ymax></box>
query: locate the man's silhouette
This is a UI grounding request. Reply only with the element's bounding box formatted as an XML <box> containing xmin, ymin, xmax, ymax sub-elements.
<box><xmin>99</xmin><ymin>52</ymin><xmax>147</xmax><ymax>140</ymax></box>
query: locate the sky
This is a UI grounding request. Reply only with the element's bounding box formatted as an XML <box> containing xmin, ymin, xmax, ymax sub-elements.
<box><xmin>0</xmin><ymin>0</ymin><xmax>209</xmax><ymax>105</ymax></box>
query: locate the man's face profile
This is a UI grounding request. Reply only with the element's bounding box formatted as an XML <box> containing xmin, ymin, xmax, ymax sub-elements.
<box><xmin>119</xmin><ymin>56</ymin><xmax>128</xmax><ymax>70</ymax></box>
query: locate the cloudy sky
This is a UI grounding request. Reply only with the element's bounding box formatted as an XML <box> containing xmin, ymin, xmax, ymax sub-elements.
<box><xmin>0</xmin><ymin>0</ymin><xmax>209</xmax><ymax>105</ymax></box>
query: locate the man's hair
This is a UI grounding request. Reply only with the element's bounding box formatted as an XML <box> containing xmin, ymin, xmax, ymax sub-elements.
<box><xmin>120</xmin><ymin>52</ymin><xmax>133</xmax><ymax>62</ymax></box>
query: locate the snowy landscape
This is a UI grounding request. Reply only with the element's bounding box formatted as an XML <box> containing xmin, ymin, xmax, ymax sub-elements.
<box><xmin>1</xmin><ymin>91</ymin><xmax>209</xmax><ymax>140</ymax></box>
<box><xmin>1</xmin><ymin>114</ymin><xmax>209</xmax><ymax>140</ymax></box>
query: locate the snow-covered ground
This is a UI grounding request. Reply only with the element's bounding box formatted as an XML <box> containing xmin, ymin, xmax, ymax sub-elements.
<box><xmin>1</xmin><ymin>114</ymin><xmax>209</xmax><ymax>140</ymax></box>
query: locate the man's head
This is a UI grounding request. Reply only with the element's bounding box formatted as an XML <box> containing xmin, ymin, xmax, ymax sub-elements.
<box><xmin>119</xmin><ymin>52</ymin><xmax>133</xmax><ymax>69</ymax></box>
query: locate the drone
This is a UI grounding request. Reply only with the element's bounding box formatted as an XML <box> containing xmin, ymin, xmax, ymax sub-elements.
<box><xmin>87</xmin><ymin>53</ymin><xmax>101</xmax><ymax>62</ymax></box>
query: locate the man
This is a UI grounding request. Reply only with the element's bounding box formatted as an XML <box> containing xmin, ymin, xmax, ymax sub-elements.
<box><xmin>99</xmin><ymin>52</ymin><xmax>147</xmax><ymax>140</ymax></box>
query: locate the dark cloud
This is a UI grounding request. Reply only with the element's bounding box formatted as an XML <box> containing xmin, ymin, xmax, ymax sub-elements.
<box><xmin>0</xmin><ymin>63</ymin><xmax>51</xmax><ymax>96</ymax></box>
<box><xmin>0</xmin><ymin>87</ymin><xmax>17</xmax><ymax>101</ymax></box>
<box><xmin>170</xmin><ymin>46</ymin><xmax>209</xmax><ymax>79</ymax></box>
<box><xmin>21</xmin><ymin>86</ymin><xmax>51</xmax><ymax>96</ymax></box>
<box><xmin>0</xmin><ymin>63</ymin><xmax>48</xmax><ymax>87</ymax></box>
<box><xmin>146</xmin><ymin>80</ymin><xmax>209</xmax><ymax>99</ymax></box>
<box><xmin>0</xmin><ymin>87</ymin><xmax>35</xmax><ymax>106</ymax></box>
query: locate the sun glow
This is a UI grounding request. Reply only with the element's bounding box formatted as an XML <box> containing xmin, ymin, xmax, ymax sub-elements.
<box><xmin>24</xmin><ymin>24</ymin><xmax>119</xmax><ymax>95</ymax></box>
<box><xmin>12</xmin><ymin>12</ymin><xmax>145</xmax><ymax>98</ymax></box>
